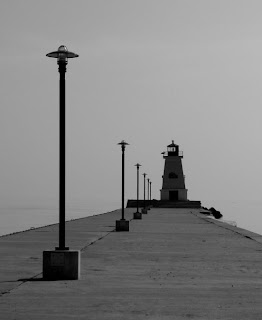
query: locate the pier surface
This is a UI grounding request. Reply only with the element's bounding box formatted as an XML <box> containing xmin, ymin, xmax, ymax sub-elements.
<box><xmin>1</xmin><ymin>208</ymin><xmax>262</xmax><ymax>319</ymax></box>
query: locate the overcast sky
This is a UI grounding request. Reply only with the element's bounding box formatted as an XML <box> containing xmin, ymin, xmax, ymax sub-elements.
<box><xmin>0</xmin><ymin>0</ymin><xmax>262</xmax><ymax>210</ymax></box>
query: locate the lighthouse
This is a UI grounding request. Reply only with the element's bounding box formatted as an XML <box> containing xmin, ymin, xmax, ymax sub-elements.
<box><xmin>160</xmin><ymin>141</ymin><xmax>188</xmax><ymax>201</ymax></box>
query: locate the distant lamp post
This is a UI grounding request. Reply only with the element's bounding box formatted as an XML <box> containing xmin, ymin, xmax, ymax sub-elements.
<box><xmin>150</xmin><ymin>181</ymin><xmax>152</xmax><ymax>207</ymax></box>
<box><xmin>116</xmin><ymin>140</ymin><xmax>129</xmax><ymax>231</ymax></box>
<box><xmin>43</xmin><ymin>45</ymin><xmax>80</xmax><ymax>280</ymax></box>
<box><xmin>147</xmin><ymin>178</ymin><xmax>151</xmax><ymax>210</ymax></box>
<box><xmin>142</xmin><ymin>173</ymin><xmax>147</xmax><ymax>214</ymax></box>
<box><xmin>133</xmin><ymin>164</ymin><xmax>142</xmax><ymax>219</ymax></box>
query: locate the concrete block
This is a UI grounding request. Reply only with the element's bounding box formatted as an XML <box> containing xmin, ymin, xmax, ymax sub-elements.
<box><xmin>43</xmin><ymin>250</ymin><xmax>80</xmax><ymax>280</ymax></box>
<box><xmin>142</xmin><ymin>208</ymin><xmax>148</xmax><ymax>214</ymax></box>
<box><xmin>133</xmin><ymin>211</ymin><xmax>142</xmax><ymax>219</ymax></box>
<box><xmin>116</xmin><ymin>219</ymin><xmax>129</xmax><ymax>231</ymax></box>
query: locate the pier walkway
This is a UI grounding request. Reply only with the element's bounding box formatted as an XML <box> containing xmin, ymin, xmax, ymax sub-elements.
<box><xmin>1</xmin><ymin>208</ymin><xmax>262</xmax><ymax>319</ymax></box>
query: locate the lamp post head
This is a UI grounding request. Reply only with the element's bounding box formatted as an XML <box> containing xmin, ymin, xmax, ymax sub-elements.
<box><xmin>142</xmin><ymin>173</ymin><xmax>147</xmax><ymax>178</ymax></box>
<box><xmin>46</xmin><ymin>45</ymin><xmax>79</xmax><ymax>64</ymax></box>
<box><xmin>118</xmin><ymin>140</ymin><xmax>129</xmax><ymax>150</ymax></box>
<box><xmin>135</xmin><ymin>163</ymin><xmax>141</xmax><ymax>169</ymax></box>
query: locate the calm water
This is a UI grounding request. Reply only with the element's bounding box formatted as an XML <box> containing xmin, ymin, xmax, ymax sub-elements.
<box><xmin>1</xmin><ymin>199</ymin><xmax>262</xmax><ymax>237</ymax></box>
<box><xmin>0</xmin><ymin>200</ymin><xmax>119</xmax><ymax>237</ymax></box>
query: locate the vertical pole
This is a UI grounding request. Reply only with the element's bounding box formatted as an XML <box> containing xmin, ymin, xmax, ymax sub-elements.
<box><xmin>136</xmin><ymin>166</ymin><xmax>139</xmax><ymax>213</ymax></box>
<box><xmin>121</xmin><ymin>145</ymin><xmax>125</xmax><ymax>220</ymax></box>
<box><xmin>58</xmin><ymin>61</ymin><xmax>67</xmax><ymax>250</ymax></box>
<box><xmin>143</xmin><ymin>174</ymin><xmax>146</xmax><ymax>210</ymax></box>
<box><xmin>150</xmin><ymin>181</ymin><xmax>152</xmax><ymax>205</ymax></box>
<box><xmin>147</xmin><ymin>179</ymin><xmax>150</xmax><ymax>201</ymax></box>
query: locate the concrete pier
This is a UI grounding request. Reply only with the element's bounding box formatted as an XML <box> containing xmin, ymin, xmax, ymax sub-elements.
<box><xmin>1</xmin><ymin>208</ymin><xmax>262</xmax><ymax>319</ymax></box>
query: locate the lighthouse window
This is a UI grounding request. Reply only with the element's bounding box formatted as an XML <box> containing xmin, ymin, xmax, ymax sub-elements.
<box><xmin>169</xmin><ymin>172</ymin><xmax>178</xmax><ymax>179</ymax></box>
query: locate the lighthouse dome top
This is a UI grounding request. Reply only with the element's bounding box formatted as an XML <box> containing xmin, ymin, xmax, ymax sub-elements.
<box><xmin>167</xmin><ymin>140</ymin><xmax>178</xmax><ymax>148</ymax></box>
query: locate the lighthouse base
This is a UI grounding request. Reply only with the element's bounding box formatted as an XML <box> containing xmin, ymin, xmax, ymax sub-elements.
<box><xmin>160</xmin><ymin>189</ymin><xmax>187</xmax><ymax>201</ymax></box>
<box><xmin>127</xmin><ymin>199</ymin><xmax>201</xmax><ymax>208</ymax></box>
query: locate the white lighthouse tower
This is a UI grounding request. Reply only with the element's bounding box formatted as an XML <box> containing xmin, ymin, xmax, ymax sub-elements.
<box><xmin>160</xmin><ymin>140</ymin><xmax>188</xmax><ymax>201</ymax></box>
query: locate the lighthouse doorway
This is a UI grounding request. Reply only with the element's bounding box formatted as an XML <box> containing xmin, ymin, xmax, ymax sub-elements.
<box><xmin>169</xmin><ymin>191</ymin><xmax>178</xmax><ymax>201</ymax></box>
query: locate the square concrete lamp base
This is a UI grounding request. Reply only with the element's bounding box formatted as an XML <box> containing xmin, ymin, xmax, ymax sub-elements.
<box><xmin>142</xmin><ymin>208</ymin><xmax>148</xmax><ymax>214</ymax></box>
<box><xmin>43</xmin><ymin>250</ymin><xmax>80</xmax><ymax>280</ymax></box>
<box><xmin>116</xmin><ymin>219</ymin><xmax>129</xmax><ymax>231</ymax></box>
<box><xmin>133</xmin><ymin>211</ymin><xmax>142</xmax><ymax>219</ymax></box>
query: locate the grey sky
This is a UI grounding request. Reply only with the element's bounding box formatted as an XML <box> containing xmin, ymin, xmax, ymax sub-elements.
<box><xmin>0</xmin><ymin>0</ymin><xmax>262</xmax><ymax>209</ymax></box>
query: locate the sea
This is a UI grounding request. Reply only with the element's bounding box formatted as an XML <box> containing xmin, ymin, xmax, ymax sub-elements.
<box><xmin>0</xmin><ymin>199</ymin><xmax>262</xmax><ymax>237</ymax></box>
<box><xmin>0</xmin><ymin>200</ymin><xmax>119</xmax><ymax>237</ymax></box>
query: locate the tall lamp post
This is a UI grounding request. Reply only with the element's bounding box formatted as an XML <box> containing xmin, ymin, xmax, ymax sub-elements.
<box><xmin>46</xmin><ymin>45</ymin><xmax>78</xmax><ymax>250</ymax></box>
<box><xmin>43</xmin><ymin>45</ymin><xmax>80</xmax><ymax>280</ymax></box>
<box><xmin>133</xmin><ymin>163</ymin><xmax>142</xmax><ymax>219</ymax></box>
<box><xmin>116</xmin><ymin>140</ymin><xmax>129</xmax><ymax>231</ymax></box>
<box><xmin>147</xmin><ymin>178</ymin><xmax>150</xmax><ymax>210</ymax></box>
<box><xmin>142</xmin><ymin>173</ymin><xmax>147</xmax><ymax>214</ymax></box>
<box><xmin>150</xmin><ymin>181</ymin><xmax>152</xmax><ymax>207</ymax></box>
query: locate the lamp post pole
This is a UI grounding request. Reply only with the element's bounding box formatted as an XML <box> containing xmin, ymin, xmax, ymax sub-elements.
<box><xmin>46</xmin><ymin>45</ymin><xmax>79</xmax><ymax>250</ymax></box>
<box><xmin>133</xmin><ymin>164</ymin><xmax>142</xmax><ymax>219</ymax></box>
<box><xmin>58</xmin><ymin>52</ymin><xmax>66</xmax><ymax>250</ymax></box>
<box><xmin>118</xmin><ymin>140</ymin><xmax>129</xmax><ymax>220</ymax></box>
<box><xmin>147</xmin><ymin>178</ymin><xmax>150</xmax><ymax>210</ymax></box>
<box><xmin>135</xmin><ymin>164</ymin><xmax>141</xmax><ymax>213</ymax></box>
<box><xmin>142</xmin><ymin>173</ymin><xmax>147</xmax><ymax>213</ymax></box>
<box><xmin>147</xmin><ymin>178</ymin><xmax>150</xmax><ymax>201</ymax></box>
<box><xmin>150</xmin><ymin>181</ymin><xmax>152</xmax><ymax>206</ymax></box>
<box><xmin>116</xmin><ymin>141</ymin><xmax>130</xmax><ymax>231</ymax></box>
<box><xmin>43</xmin><ymin>45</ymin><xmax>80</xmax><ymax>281</ymax></box>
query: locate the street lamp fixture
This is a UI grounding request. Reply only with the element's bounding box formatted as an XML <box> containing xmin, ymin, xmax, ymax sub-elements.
<box><xmin>142</xmin><ymin>173</ymin><xmax>147</xmax><ymax>214</ymax></box>
<box><xmin>43</xmin><ymin>45</ymin><xmax>80</xmax><ymax>280</ymax></box>
<box><xmin>46</xmin><ymin>45</ymin><xmax>79</xmax><ymax>250</ymax></box>
<box><xmin>116</xmin><ymin>140</ymin><xmax>130</xmax><ymax>231</ymax></box>
<box><xmin>147</xmin><ymin>178</ymin><xmax>151</xmax><ymax>210</ymax></box>
<box><xmin>133</xmin><ymin>163</ymin><xmax>142</xmax><ymax>219</ymax></box>
<box><xmin>150</xmin><ymin>181</ymin><xmax>152</xmax><ymax>207</ymax></box>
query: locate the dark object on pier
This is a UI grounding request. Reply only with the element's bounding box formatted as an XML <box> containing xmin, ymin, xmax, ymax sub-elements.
<box><xmin>209</xmin><ymin>207</ymin><xmax>223</xmax><ymax>219</ymax></box>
